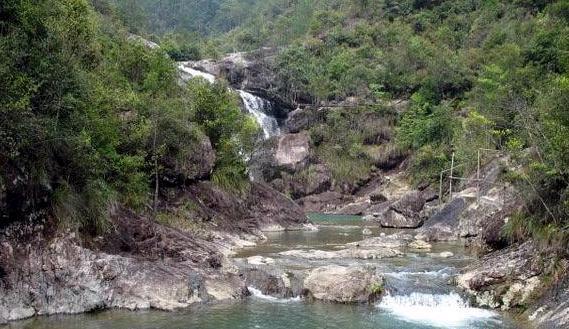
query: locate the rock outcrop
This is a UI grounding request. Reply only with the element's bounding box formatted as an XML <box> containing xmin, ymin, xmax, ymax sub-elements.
<box><xmin>279</xmin><ymin>247</ymin><xmax>402</xmax><ymax>260</ymax></box>
<box><xmin>456</xmin><ymin>242</ymin><xmax>546</xmax><ymax>311</ymax></box>
<box><xmin>0</xmin><ymin>219</ymin><xmax>247</xmax><ymax>323</ymax></box>
<box><xmin>303</xmin><ymin>265</ymin><xmax>383</xmax><ymax>303</ymax></box>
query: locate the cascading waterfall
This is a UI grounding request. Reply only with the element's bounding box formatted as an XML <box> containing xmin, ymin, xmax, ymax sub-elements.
<box><xmin>177</xmin><ymin>63</ymin><xmax>280</xmax><ymax>139</ymax></box>
<box><xmin>378</xmin><ymin>292</ymin><xmax>498</xmax><ymax>327</ymax></box>
<box><xmin>178</xmin><ymin>63</ymin><xmax>216</xmax><ymax>83</ymax></box>
<box><xmin>238</xmin><ymin>90</ymin><xmax>280</xmax><ymax>139</ymax></box>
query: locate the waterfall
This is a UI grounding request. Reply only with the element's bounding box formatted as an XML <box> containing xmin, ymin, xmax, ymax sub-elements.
<box><xmin>177</xmin><ymin>63</ymin><xmax>281</xmax><ymax>139</ymax></box>
<box><xmin>378</xmin><ymin>292</ymin><xmax>499</xmax><ymax>327</ymax></box>
<box><xmin>178</xmin><ymin>63</ymin><xmax>216</xmax><ymax>83</ymax></box>
<box><xmin>238</xmin><ymin>90</ymin><xmax>280</xmax><ymax>139</ymax></box>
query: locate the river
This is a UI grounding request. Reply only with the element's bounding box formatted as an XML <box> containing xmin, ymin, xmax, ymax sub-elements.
<box><xmin>8</xmin><ymin>214</ymin><xmax>526</xmax><ymax>329</ymax></box>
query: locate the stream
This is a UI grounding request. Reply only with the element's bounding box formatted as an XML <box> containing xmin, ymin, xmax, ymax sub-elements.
<box><xmin>9</xmin><ymin>214</ymin><xmax>527</xmax><ymax>329</ymax></box>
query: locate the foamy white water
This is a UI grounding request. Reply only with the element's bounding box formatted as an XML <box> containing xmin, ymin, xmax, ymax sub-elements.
<box><xmin>178</xmin><ymin>64</ymin><xmax>216</xmax><ymax>83</ymax></box>
<box><xmin>378</xmin><ymin>293</ymin><xmax>499</xmax><ymax>328</ymax></box>
<box><xmin>248</xmin><ymin>287</ymin><xmax>301</xmax><ymax>303</ymax></box>
<box><xmin>238</xmin><ymin>90</ymin><xmax>280</xmax><ymax>139</ymax></box>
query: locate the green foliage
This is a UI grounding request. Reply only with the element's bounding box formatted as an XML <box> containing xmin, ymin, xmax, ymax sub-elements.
<box><xmin>0</xmin><ymin>0</ymin><xmax>259</xmax><ymax>231</ymax></box>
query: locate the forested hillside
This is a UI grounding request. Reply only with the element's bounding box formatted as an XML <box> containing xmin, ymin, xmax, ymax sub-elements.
<box><xmin>2</xmin><ymin>0</ymin><xmax>569</xmax><ymax>327</ymax></box>
<box><xmin>121</xmin><ymin>0</ymin><xmax>569</xmax><ymax>252</ymax></box>
<box><xmin>0</xmin><ymin>0</ymin><xmax>259</xmax><ymax>232</ymax></box>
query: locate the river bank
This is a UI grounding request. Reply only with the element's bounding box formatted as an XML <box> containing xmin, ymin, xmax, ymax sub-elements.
<box><xmin>3</xmin><ymin>214</ymin><xmax>528</xmax><ymax>329</ymax></box>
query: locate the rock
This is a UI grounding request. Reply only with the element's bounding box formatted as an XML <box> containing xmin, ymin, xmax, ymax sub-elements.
<box><xmin>285</xmin><ymin>107</ymin><xmax>319</xmax><ymax>133</ymax></box>
<box><xmin>279</xmin><ymin>247</ymin><xmax>401</xmax><ymax>260</ymax></box>
<box><xmin>456</xmin><ymin>242</ymin><xmax>545</xmax><ymax>311</ymax></box>
<box><xmin>249</xmin><ymin>132</ymin><xmax>312</xmax><ymax>184</ymax></box>
<box><xmin>186</xmin><ymin>49</ymin><xmax>294</xmax><ymax>116</ymax></box>
<box><xmin>247</xmin><ymin>256</ymin><xmax>275</xmax><ymax>265</ymax></box>
<box><xmin>242</xmin><ymin>268</ymin><xmax>303</xmax><ymax>299</ymax></box>
<box><xmin>303</xmin><ymin>265</ymin><xmax>384</xmax><ymax>303</ymax></box>
<box><xmin>416</xmin><ymin>197</ymin><xmax>468</xmax><ymax>241</ymax></box>
<box><xmin>297</xmin><ymin>192</ymin><xmax>354</xmax><ymax>213</ymax></box>
<box><xmin>187</xmin><ymin>181</ymin><xmax>308</xmax><ymax>232</ymax></box>
<box><xmin>408</xmin><ymin>240</ymin><xmax>432</xmax><ymax>250</ymax></box>
<box><xmin>370</xmin><ymin>193</ymin><xmax>388</xmax><ymax>203</ymax></box>
<box><xmin>526</xmin><ymin>273</ymin><xmax>569</xmax><ymax>329</ymax></box>
<box><xmin>348</xmin><ymin>234</ymin><xmax>413</xmax><ymax>249</ymax></box>
<box><xmin>286</xmin><ymin>164</ymin><xmax>332</xmax><ymax>199</ymax></box>
<box><xmin>439</xmin><ymin>251</ymin><xmax>454</xmax><ymax>258</ymax></box>
<box><xmin>274</xmin><ymin>132</ymin><xmax>311</xmax><ymax>172</ymax></box>
<box><xmin>362</xmin><ymin>228</ymin><xmax>373</xmax><ymax>236</ymax></box>
<box><xmin>162</xmin><ymin>133</ymin><xmax>215</xmax><ymax>183</ymax></box>
<box><xmin>378</xmin><ymin>209</ymin><xmax>424</xmax><ymax>229</ymax></box>
<box><xmin>390</xmin><ymin>191</ymin><xmax>426</xmax><ymax>217</ymax></box>
<box><xmin>0</xmin><ymin>230</ymin><xmax>247</xmax><ymax>322</ymax></box>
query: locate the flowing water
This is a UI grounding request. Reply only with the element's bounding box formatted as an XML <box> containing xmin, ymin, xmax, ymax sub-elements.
<box><xmin>237</xmin><ymin>90</ymin><xmax>280</xmax><ymax>139</ymax></box>
<box><xmin>11</xmin><ymin>214</ymin><xmax>527</xmax><ymax>329</ymax></box>
<box><xmin>177</xmin><ymin>64</ymin><xmax>281</xmax><ymax>139</ymax></box>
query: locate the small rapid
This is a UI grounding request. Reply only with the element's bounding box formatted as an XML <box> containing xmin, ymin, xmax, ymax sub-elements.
<box><xmin>378</xmin><ymin>292</ymin><xmax>499</xmax><ymax>328</ymax></box>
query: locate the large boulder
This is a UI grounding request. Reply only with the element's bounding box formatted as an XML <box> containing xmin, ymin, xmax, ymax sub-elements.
<box><xmin>162</xmin><ymin>134</ymin><xmax>215</xmax><ymax>184</ymax></box>
<box><xmin>274</xmin><ymin>132</ymin><xmax>311</xmax><ymax>172</ymax></box>
<box><xmin>279</xmin><ymin>164</ymin><xmax>332</xmax><ymax>199</ymax></box>
<box><xmin>365</xmin><ymin>190</ymin><xmax>430</xmax><ymax>229</ymax></box>
<box><xmin>303</xmin><ymin>265</ymin><xmax>384</xmax><ymax>303</ymax></box>
<box><xmin>249</xmin><ymin>132</ymin><xmax>311</xmax><ymax>183</ymax></box>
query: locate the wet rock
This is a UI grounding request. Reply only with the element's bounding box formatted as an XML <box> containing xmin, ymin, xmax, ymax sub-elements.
<box><xmin>247</xmin><ymin>256</ymin><xmax>275</xmax><ymax>265</ymax></box>
<box><xmin>303</xmin><ymin>265</ymin><xmax>384</xmax><ymax>303</ymax></box>
<box><xmin>408</xmin><ymin>240</ymin><xmax>432</xmax><ymax>250</ymax></box>
<box><xmin>279</xmin><ymin>247</ymin><xmax>401</xmax><ymax>260</ymax></box>
<box><xmin>456</xmin><ymin>242</ymin><xmax>545</xmax><ymax>311</ymax></box>
<box><xmin>362</xmin><ymin>228</ymin><xmax>373</xmax><ymax>236</ymax></box>
<box><xmin>439</xmin><ymin>251</ymin><xmax>454</xmax><ymax>258</ymax></box>
<box><xmin>348</xmin><ymin>234</ymin><xmax>413</xmax><ymax>249</ymax></box>
<box><xmin>242</xmin><ymin>268</ymin><xmax>303</xmax><ymax>299</ymax></box>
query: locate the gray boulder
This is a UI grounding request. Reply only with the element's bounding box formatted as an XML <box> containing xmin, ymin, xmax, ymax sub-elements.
<box><xmin>303</xmin><ymin>265</ymin><xmax>384</xmax><ymax>303</ymax></box>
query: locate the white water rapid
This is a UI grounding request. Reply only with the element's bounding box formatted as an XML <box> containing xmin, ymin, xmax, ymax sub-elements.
<box><xmin>377</xmin><ymin>292</ymin><xmax>499</xmax><ymax>328</ymax></box>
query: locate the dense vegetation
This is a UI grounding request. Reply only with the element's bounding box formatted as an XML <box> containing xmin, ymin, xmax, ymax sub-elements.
<box><xmin>1</xmin><ymin>0</ymin><xmax>568</xmax><ymax>252</ymax></box>
<box><xmin>0</xmin><ymin>0</ymin><xmax>258</xmax><ymax>232</ymax></box>
<box><xmin>117</xmin><ymin>0</ymin><xmax>569</xmax><ymax>250</ymax></box>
